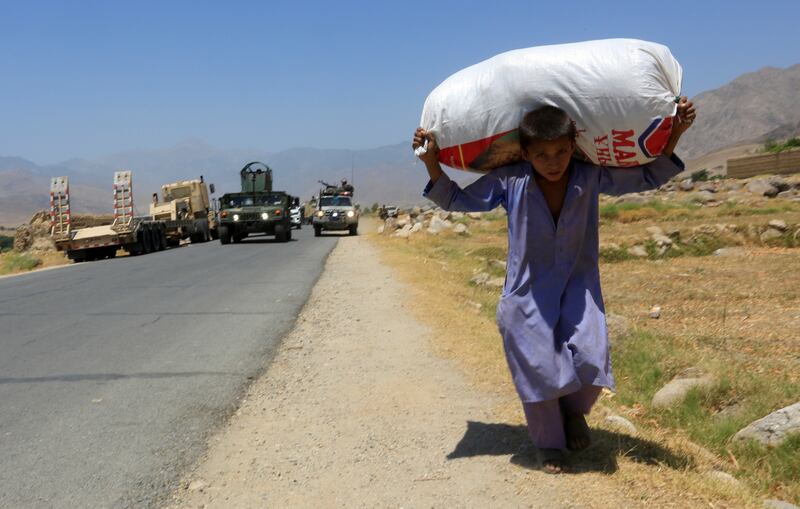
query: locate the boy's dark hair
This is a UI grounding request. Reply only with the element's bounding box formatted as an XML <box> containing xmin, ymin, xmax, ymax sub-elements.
<box><xmin>519</xmin><ymin>105</ymin><xmax>577</xmax><ymax>149</ymax></box>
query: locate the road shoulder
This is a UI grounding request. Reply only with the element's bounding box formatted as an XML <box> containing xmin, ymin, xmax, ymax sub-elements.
<box><xmin>165</xmin><ymin>235</ymin><xmax>579</xmax><ymax>508</ymax></box>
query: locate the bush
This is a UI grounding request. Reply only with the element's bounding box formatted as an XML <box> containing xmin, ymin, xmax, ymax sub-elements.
<box><xmin>0</xmin><ymin>252</ymin><xmax>41</xmax><ymax>274</ymax></box>
<box><xmin>690</xmin><ymin>169</ymin><xmax>710</xmax><ymax>182</ymax></box>
<box><xmin>764</xmin><ymin>137</ymin><xmax>800</xmax><ymax>153</ymax></box>
<box><xmin>0</xmin><ymin>235</ymin><xmax>13</xmax><ymax>252</ymax></box>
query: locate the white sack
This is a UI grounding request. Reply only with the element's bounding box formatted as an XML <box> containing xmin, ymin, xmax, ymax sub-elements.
<box><xmin>419</xmin><ymin>39</ymin><xmax>683</xmax><ymax>172</ymax></box>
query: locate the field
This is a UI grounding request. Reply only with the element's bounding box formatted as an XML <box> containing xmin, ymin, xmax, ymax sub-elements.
<box><xmin>370</xmin><ymin>189</ymin><xmax>800</xmax><ymax>507</ymax></box>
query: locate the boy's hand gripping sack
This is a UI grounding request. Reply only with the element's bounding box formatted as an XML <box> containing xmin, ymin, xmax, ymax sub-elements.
<box><xmin>419</xmin><ymin>39</ymin><xmax>683</xmax><ymax>172</ymax></box>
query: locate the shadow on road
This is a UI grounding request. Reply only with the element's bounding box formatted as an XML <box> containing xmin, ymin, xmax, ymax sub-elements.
<box><xmin>0</xmin><ymin>371</ymin><xmax>235</xmax><ymax>384</ymax></box>
<box><xmin>228</xmin><ymin>237</ymin><xmax>300</xmax><ymax>244</ymax></box>
<box><xmin>447</xmin><ymin>420</ymin><xmax>693</xmax><ymax>474</ymax></box>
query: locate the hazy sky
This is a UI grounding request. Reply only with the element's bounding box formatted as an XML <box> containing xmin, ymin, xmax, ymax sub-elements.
<box><xmin>1</xmin><ymin>0</ymin><xmax>798</xmax><ymax>163</ymax></box>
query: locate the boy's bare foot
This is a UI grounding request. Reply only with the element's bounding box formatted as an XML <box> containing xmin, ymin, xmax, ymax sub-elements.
<box><xmin>563</xmin><ymin>413</ymin><xmax>591</xmax><ymax>451</ymax></box>
<box><xmin>538</xmin><ymin>448</ymin><xmax>564</xmax><ymax>474</ymax></box>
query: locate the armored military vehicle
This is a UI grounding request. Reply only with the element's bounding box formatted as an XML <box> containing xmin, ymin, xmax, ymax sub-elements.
<box><xmin>217</xmin><ymin>162</ymin><xmax>292</xmax><ymax>244</ymax></box>
<box><xmin>312</xmin><ymin>180</ymin><xmax>359</xmax><ymax>237</ymax></box>
<box><xmin>150</xmin><ymin>176</ymin><xmax>217</xmax><ymax>244</ymax></box>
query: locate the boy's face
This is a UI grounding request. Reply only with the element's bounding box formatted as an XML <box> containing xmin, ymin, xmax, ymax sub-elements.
<box><xmin>522</xmin><ymin>136</ymin><xmax>576</xmax><ymax>182</ymax></box>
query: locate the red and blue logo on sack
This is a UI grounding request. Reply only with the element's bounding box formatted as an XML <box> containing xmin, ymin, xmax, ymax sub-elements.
<box><xmin>638</xmin><ymin>116</ymin><xmax>673</xmax><ymax>158</ymax></box>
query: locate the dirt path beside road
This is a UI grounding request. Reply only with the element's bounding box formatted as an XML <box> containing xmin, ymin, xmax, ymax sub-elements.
<box><xmin>166</xmin><ymin>235</ymin><xmax>634</xmax><ymax>508</ymax></box>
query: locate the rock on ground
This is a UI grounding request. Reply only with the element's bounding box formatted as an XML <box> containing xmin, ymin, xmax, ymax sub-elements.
<box><xmin>628</xmin><ymin>245</ymin><xmax>648</xmax><ymax>258</ymax></box>
<box><xmin>604</xmin><ymin>415</ymin><xmax>637</xmax><ymax>435</ymax></box>
<box><xmin>651</xmin><ymin>370</ymin><xmax>714</xmax><ymax>408</ymax></box>
<box><xmin>734</xmin><ymin>402</ymin><xmax>800</xmax><ymax>447</ymax></box>
<box><xmin>704</xmin><ymin>470</ymin><xmax>743</xmax><ymax>489</ymax></box>
<box><xmin>746</xmin><ymin>180</ymin><xmax>779</xmax><ymax>197</ymax></box>
<box><xmin>760</xmin><ymin>229</ymin><xmax>784</xmax><ymax>243</ymax></box>
<box><xmin>763</xmin><ymin>499</ymin><xmax>800</xmax><ymax>509</ymax></box>
<box><xmin>427</xmin><ymin>216</ymin><xmax>453</xmax><ymax>235</ymax></box>
<box><xmin>605</xmin><ymin>313</ymin><xmax>631</xmax><ymax>340</ymax></box>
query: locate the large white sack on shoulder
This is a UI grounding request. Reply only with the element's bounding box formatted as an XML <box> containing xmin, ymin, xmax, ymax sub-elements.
<box><xmin>420</xmin><ymin>38</ymin><xmax>683</xmax><ymax>172</ymax></box>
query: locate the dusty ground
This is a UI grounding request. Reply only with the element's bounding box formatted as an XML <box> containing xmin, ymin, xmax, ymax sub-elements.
<box><xmin>164</xmin><ymin>234</ymin><xmax>662</xmax><ymax>509</ymax></box>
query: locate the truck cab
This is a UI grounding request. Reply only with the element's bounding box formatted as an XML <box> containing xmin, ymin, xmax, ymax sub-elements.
<box><xmin>149</xmin><ymin>177</ymin><xmax>217</xmax><ymax>242</ymax></box>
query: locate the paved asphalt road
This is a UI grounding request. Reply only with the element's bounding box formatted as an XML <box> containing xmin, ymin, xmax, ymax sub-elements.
<box><xmin>0</xmin><ymin>228</ymin><xmax>339</xmax><ymax>508</ymax></box>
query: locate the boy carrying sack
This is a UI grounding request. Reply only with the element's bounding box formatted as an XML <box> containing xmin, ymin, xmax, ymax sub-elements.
<box><xmin>413</xmin><ymin>98</ymin><xmax>696</xmax><ymax>473</ymax></box>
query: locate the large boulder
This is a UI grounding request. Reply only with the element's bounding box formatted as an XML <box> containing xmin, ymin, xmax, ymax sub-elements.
<box><xmin>396</xmin><ymin>214</ymin><xmax>412</xmax><ymax>228</ymax></box>
<box><xmin>427</xmin><ymin>216</ymin><xmax>453</xmax><ymax>235</ymax></box>
<box><xmin>734</xmin><ymin>402</ymin><xmax>800</xmax><ymax>447</ymax></box>
<box><xmin>14</xmin><ymin>210</ymin><xmax>52</xmax><ymax>252</ymax></box>
<box><xmin>746</xmin><ymin>179</ymin><xmax>779</xmax><ymax>198</ymax></box>
<box><xmin>394</xmin><ymin>224</ymin><xmax>413</xmax><ymax>238</ymax></box>
<box><xmin>383</xmin><ymin>217</ymin><xmax>398</xmax><ymax>232</ymax></box>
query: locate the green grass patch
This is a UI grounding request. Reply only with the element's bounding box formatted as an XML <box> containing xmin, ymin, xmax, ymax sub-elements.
<box><xmin>599</xmin><ymin>200</ymin><xmax>700</xmax><ymax>223</ymax></box>
<box><xmin>764</xmin><ymin>138</ymin><xmax>800</xmax><ymax>153</ymax></box>
<box><xmin>0</xmin><ymin>252</ymin><xmax>41</xmax><ymax>274</ymax></box>
<box><xmin>599</xmin><ymin>244</ymin><xmax>634</xmax><ymax>263</ymax></box>
<box><xmin>612</xmin><ymin>330</ymin><xmax>694</xmax><ymax>407</ymax></box>
<box><xmin>600</xmin><ymin>235</ymin><xmax>733</xmax><ymax>264</ymax></box>
<box><xmin>721</xmin><ymin>201</ymin><xmax>798</xmax><ymax>217</ymax></box>
<box><xmin>469</xmin><ymin>246</ymin><xmax>507</xmax><ymax>260</ymax></box>
<box><xmin>612</xmin><ymin>328</ymin><xmax>800</xmax><ymax>502</ymax></box>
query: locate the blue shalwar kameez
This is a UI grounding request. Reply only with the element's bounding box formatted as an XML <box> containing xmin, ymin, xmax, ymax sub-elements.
<box><xmin>424</xmin><ymin>155</ymin><xmax>684</xmax><ymax>448</ymax></box>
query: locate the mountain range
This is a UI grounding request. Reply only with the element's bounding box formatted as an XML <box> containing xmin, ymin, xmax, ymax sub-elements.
<box><xmin>1</xmin><ymin>63</ymin><xmax>798</xmax><ymax>227</ymax></box>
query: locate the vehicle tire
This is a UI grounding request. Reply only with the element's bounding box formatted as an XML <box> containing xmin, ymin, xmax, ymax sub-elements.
<box><xmin>158</xmin><ymin>228</ymin><xmax>168</xmax><ymax>251</ymax></box>
<box><xmin>283</xmin><ymin>226</ymin><xmax>292</xmax><ymax>242</ymax></box>
<box><xmin>107</xmin><ymin>247</ymin><xmax>117</xmax><ymax>259</ymax></box>
<box><xmin>67</xmin><ymin>250</ymin><xmax>87</xmax><ymax>262</ymax></box>
<box><xmin>148</xmin><ymin>228</ymin><xmax>159</xmax><ymax>253</ymax></box>
<box><xmin>141</xmin><ymin>228</ymin><xmax>153</xmax><ymax>254</ymax></box>
<box><xmin>219</xmin><ymin>225</ymin><xmax>231</xmax><ymax>245</ymax></box>
<box><xmin>314</xmin><ymin>226</ymin><xmax>322</xmax><ymax>237</ymax></box>
<box><xmin>349</xmin><ymin>224</ymin><xmax>358</xmax><ymax>236</ymax></box>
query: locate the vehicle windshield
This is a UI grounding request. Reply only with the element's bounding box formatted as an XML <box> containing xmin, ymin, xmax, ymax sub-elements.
<box><xmin>223</xmin><ymin>193</ymin><xmax>287</xmax><ymax>207</ymax></box>
<box><xmin>320</xmin><ymin>196</ymin><xmax>352</xmax><ymax>207</ymax></box>
<box><xmin>166</xmin><ymin>187</ymin><xmax>192</xmax><ymax>199</ymax></box>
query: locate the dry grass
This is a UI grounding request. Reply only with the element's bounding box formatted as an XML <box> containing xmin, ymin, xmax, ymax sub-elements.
<box><xmin>367</xmin><ymin>199</ymin><xmax>800</xmax><ymax>507</ymax></box>
<box><xmin>0</xmin><ymin>250</ymin><xmax>69</xmax><ymax>276</ymax></box>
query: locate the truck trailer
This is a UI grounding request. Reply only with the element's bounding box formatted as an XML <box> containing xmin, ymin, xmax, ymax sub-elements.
<box><xmin>50</xmin><ymin>171</ymin><xmax>214</xmax><ymax>262</ymax></box>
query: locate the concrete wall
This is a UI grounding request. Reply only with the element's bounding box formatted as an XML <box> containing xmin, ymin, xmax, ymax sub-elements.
<box><xmin>727</xmin><ymin>149</ymin><xmax>800</xmax><ymax>179</ymax></box>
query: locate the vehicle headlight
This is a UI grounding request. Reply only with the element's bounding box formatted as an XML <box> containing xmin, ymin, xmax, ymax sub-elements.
<box><xmin>316</xmin><ymin>211</ymin><xmax>324</xmax><ymax>217</ymax></box>
<box><xmin>261</xmin><ymin>212</ymin><xmax>269</xmax><ymax>220</ymax></box>
<box><xmin>233</xmin><ymin>214</ymin><xmax>240</xmax><ymax>221</ymax></box>
<box><xmin>346</xmin><ymin>210</ymin><xmax>355</xmax><ymax>218</ymax></box>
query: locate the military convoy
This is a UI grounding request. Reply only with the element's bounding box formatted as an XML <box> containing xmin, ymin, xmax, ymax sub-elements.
<box><xmin>48</xmin><ymin>161</ymin><xmax>360</xmax><ymax>261</ymax></box>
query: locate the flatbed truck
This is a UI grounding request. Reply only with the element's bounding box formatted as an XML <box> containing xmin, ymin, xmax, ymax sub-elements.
<box><xmin>50</xmin><ymin>171</ymin><xmax>212</xmax><ymax>262</ymax></box>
